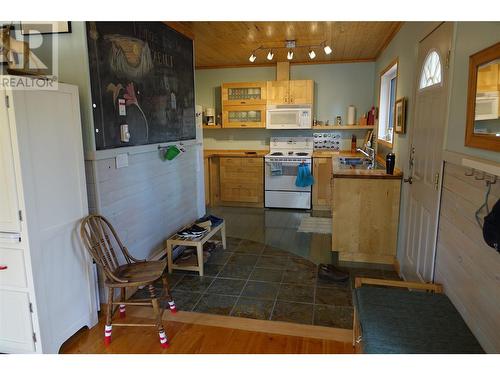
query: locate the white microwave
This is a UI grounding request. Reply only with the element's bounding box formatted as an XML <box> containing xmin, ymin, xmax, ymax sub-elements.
<box><xmin>475</xmin><ymin>92</ymin><xmax>499</xmax><ymax>121</ymax></box>
<box><xmin>266</xmin><ymin>106</ymin><xmax>312</xmax><ymax>129</ymax></box>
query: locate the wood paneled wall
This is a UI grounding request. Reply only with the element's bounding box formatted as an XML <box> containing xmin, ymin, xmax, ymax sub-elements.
<box><xmin>85</xmin><ymin>145</ymin><xmax>201</xmax><ymax>301</ymax></box>
<box><xmin>435</xmin><ymin>161</ymin><xmax>500</xmax><ymax>353</ymax></box>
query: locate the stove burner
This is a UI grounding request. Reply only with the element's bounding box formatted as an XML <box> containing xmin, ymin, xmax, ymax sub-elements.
<box><xmin>271</xmin><ymin>152</ymin><xmax>283</xmax><ymax>156</ymax></box>
<box><xmin>296</xmin><ymin>152</ymin><xmax>309</xmax><ymax>156</ymax></box>
<box><xmin>288</xmin><ymin>151</ymin><xmax>294</xmax><ymax>155</ymax></box>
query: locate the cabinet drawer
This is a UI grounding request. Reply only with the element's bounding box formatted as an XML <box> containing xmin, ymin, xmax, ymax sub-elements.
<box><xmin>0</xmin><ymin>247</ymin><xmax>27</xmax><ymax>288</ymax></box>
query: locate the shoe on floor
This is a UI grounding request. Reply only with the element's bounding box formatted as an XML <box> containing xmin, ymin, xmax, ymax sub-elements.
<box><xmin>318</xmin><ymin>264</ymin><xmax>350</xmax><ymax>282</ymax></box>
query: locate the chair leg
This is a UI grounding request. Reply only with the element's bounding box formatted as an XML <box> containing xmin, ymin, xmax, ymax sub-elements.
<box><xmin>104</xmin><ymin>287</ymin><xmax>114</xmax><ymax>346</ymax></box>
<box><xmin>161</xmin><ymin>274</ymin><xmax>177</xmax><ymax>313</ymax></box>
<box><xmin>119</xmin><ymin>287</ymin><xmax>126</xmax><ymax>318</ymax></box>
<box><xmin>149</xmin><ymin>284</ymin><xmax>169</xmax><ymax>348</ymax></box>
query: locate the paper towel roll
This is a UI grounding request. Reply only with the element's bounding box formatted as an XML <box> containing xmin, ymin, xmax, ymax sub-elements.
<box><xmin>347</xmin><ymin>105</ymin><xmax>356</xmax><ymax>125</ymax></box>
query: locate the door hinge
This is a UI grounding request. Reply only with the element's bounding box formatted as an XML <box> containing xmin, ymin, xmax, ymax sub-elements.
<box><xmin>5</xmin><ymin>95</ymin><xmax>10</xmax><ymax>108</ymax></box>
<box><xmin>29</xmin><ymin>302</ymin><xmax>33</xmax><ymax>313</ymax></box>
<box><xmin>19</xmin><ymin>210</ymin><xmax>23</xmax><ymax>221</ymax></box>
<box><xmin>32</xmin><ymin>332</ymin><xmax>37</xmax><ymax>343</ymax></box>
<box><xmin>434</xmin><ymin>172</ymin><xmax>440</xmax><ymax>190</ymax></box>
<box><xmin>445</xmin><ymin>50</ymin><xmax>451</xmax><ymax>69</ymax></box>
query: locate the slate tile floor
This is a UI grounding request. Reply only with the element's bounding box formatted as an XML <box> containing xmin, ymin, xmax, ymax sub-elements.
<box><xmin>141</xmin><ymin>236</ymin><xmax>401</xmax><ymax>330</ymax></box>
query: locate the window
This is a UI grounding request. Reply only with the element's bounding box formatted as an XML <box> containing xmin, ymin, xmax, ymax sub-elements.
<box><xmin>419</xmin><ymin>50</ymin><xmax>442</xmax><ymax>89</ymax></box>
<box><xmin>377</xmin><ymin>61</ymin><xmax>398</xmax><ymax>146</ymax></box>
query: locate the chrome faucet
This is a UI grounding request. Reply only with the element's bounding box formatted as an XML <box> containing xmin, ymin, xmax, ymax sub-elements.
<box><xmin>356</xmin><ymin>146</ymin><xmax>376</xmax><ymax>169</ymax></box>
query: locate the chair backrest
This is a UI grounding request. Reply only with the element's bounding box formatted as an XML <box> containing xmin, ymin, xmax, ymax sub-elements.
<box><xmin>80</xmin><ymin>215</ymin><xmax>130</xmax><ymax>283</ymax></box>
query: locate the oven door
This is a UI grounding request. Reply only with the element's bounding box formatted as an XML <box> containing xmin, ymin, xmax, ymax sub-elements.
<box><xmin>264</xmin><ymin>159</ymin><xmax>312</xmax><ymax>192</ymax></box>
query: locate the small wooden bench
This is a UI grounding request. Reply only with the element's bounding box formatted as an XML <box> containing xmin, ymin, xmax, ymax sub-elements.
<box><xmin>353</xmin><ymin>277</ymin><xmax>484</xmax><ymax>354</ymax></box>
<box><xmin>165</xmin><ymin>221</ymin><xmax>226</xmax><ymax>276</ymax></box>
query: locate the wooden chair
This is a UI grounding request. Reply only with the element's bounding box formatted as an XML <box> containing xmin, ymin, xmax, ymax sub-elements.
<box><xmin>80</xmin><ymin>215</ymin><xmax>177</xmax><ymax>348</ymax></box>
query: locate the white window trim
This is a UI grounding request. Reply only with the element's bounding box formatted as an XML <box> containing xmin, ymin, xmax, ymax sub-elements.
<box><xmin>377</xmin><ymin>62</ymin><xmax>398</xmax><ymax>146</ymax></box>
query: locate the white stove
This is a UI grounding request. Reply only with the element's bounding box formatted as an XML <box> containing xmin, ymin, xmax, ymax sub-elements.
<box><xmin>265</xmin><ymin>137</ymin><xmax>314</xmax><ymax>209</ymax></box>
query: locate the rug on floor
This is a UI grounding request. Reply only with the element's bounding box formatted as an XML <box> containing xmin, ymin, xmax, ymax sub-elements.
<box><xmin>297</xmin><ymin>216</ymin><xmax>332</xmax><ymax>234</ymax></box>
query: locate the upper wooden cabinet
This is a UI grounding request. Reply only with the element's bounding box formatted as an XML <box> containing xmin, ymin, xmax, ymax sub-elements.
<box><xmin>222</xmin><ymin>81</ymin><xmax>267</xmax><ymax>106</ymax></box>
<box><xmin>477</xmin><ymin>63</ymin><xmax>500</xmax><ymax>93</ymax></box>
<box><xmin>222</xmin><ymin>104</ymin><xmax>266</xmax><ymax>128</ymax></box>
<box><xmin>267</xmin><ymin>80</ymin><xmax>314</xmax><ymax>105</ymax></box>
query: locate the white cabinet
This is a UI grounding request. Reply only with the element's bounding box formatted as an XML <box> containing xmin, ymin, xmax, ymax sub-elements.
<box><xmin>0</xmin><ymin>76</ymin><xmax>98</xmax><ymax>353</ymax></box>
<box><xmin>0</xmin><ymin>95</ymin><xmax>21</xmax><ymax>233</ymax></box>
<box><xmin>0</xmin><ymin>290</ymin><xmax>35</xmax><ymax>353</ymax></box>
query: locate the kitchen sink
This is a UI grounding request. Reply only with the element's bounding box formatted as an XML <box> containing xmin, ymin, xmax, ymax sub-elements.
<box><xmin>338</xmin><ymin>157</ymin><xmax>384</xmax><ymax>170</ymax></box>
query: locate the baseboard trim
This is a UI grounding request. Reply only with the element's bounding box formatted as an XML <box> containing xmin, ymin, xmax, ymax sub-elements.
<box><xmin>127</xmin><ymin>306</ymin><xmax>351</xmax><ymax>342</ymax></box>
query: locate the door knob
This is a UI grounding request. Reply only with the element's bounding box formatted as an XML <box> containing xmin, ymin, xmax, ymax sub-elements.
<box><xmin>403</xmin><ymin>176</ymin><xmax>413</xmax><ymax>184</ymax></box>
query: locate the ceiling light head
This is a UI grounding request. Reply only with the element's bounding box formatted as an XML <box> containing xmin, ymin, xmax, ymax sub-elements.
<box><xmin>267</xmin><ymin>50</ymin><xmax>274</xmax><ymax>61</ymax></box>
<box><xmin>308</xmin><ymin>49</ymin><xmax>316</xmax><ymax>60</ymax></box>
<box><xmin>323</xmin><ymin>45</ymin><xmax>333</xmax><ymax>55</ymax></box>
<box><xmin>287</xmin><ymin>50</ymin><xmax>294</xmax><ymax>60</ymax></box>
<box><xmin>249</xmin><ymin>53</ymin><xmax>256</xmax><ymax>63</ymax></box>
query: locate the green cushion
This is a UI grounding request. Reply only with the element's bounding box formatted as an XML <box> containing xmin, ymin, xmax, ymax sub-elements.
<box><xmin>354</xmin><ymin>286</ymin><xmax>484</xmax><ymax>354</ymax></box>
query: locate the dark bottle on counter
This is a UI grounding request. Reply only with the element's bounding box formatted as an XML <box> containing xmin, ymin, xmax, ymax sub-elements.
<box><xmin>386</xmin><ymin>152</ymin><xmax>395</xmax><ymax>175</ymax></box>
<box><xmin>351</xmin><ymin>134</ymin><xmax>357</xmax><ymax>153</ymax></box>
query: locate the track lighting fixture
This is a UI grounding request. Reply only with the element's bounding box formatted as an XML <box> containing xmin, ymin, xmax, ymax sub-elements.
<box><xmin>248</xmin><ymin>40</ymin><xmax>332</xmax><ymax>63</ymax></box>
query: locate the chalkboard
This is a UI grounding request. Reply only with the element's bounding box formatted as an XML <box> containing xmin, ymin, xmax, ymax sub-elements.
<box><xmin>86</xmin><ymin>22</ymin><xmax>195</xmax><ymax>150</ymax></box>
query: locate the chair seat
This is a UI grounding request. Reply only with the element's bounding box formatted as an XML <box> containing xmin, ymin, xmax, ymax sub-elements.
<box><xmin>105</xmin><ymin>260</ymin><xmax>167</xmax><ymax>287</ymax></box>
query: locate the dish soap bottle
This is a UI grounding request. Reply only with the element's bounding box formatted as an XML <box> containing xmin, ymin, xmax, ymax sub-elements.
<box><xmin>351</xmin><ymin>134</ymin><xmax>357</xmax><ymax>153</ymax></box>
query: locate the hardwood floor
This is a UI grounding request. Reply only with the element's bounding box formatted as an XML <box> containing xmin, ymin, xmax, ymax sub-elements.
<box><xmin>60</xmin><ymin>314</ymin><xmax>354</xmax><ymax>354</ymax></box>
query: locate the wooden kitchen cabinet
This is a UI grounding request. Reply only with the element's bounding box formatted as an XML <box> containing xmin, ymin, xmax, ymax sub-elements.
<box><xmin>266</xmin><ymin>80</ymin><xmax>314</xmax><ymax>105</ymax></box>
<box><xmin>312</xmin><ymin>157</ymin><xmax>333</xmax><ymax>211</ymax></box>
<box><xmin>222</xmin><ymin>81</ymin><xmax>267</xmax><ymax>106</ymax></box>
<box><xmin>477</xmin><ymin>63</ymin><xmax>499</xmax><ymax>92</ymax></box>
<box><xmin>219</xmin><ymin>157</ymin><xmax>263</xmax><ymax>207</ymax></box>
<box><xmin>222</xmin><ymin>104</ymin><xmax>266</xmax><ymax>128</ymax></box>
<box><xmin>204</xmin><ymin>157</ymin><xmax>210</xmax><ymax>206</ymax></box>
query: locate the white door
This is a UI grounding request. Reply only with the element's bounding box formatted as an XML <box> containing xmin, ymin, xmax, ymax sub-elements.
<box><xmin>0</xmin><ymin>90</ymin><xmax>21</xmax><ymax>234</ymax></box>
<box><xmin>402</xmin><ymin>23</ymin><xmax>453</xmax><ymax>282</ymax></box>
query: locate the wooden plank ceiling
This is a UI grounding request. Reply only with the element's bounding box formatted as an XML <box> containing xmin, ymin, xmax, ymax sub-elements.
<box><xmin>167</xmin><ymin>21</ymin><xmax>402</xmax><ymax>69</ymax></box>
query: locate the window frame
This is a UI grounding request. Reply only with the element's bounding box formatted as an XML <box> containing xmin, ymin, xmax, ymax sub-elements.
<box><xmin>377</xmin><ymin>59</ymin><xmax>399</xmax><ymax>148</ymax></box>
<box><xmin>419</xmin><ymin>49</ymin><xmax>443</xmax><ymax>90</ymax></box>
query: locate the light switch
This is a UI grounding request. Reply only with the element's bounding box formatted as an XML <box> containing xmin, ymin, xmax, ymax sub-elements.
<box><xmin>115</xmin><ymin>153</ymin><xmax>129</xmax><ymax>169</ymax></box>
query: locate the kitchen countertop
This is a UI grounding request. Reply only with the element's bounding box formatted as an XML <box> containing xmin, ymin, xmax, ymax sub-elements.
<box><xmin>204</xmin><ymin>149</ymin><xmax>269</xmax><ymax>158</ymax></box>
<box><xmin>312</xmin><ymin>150</ymin><xmax>363</xmax><ymax>158</ymax></box>
<box><xmin>332</xmin><ymin>156</ymin><xmax>403</xmax><ymax>179</ymax></box>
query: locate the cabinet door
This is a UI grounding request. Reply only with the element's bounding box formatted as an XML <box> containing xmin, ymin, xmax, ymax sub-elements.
<box><xmin>0</xmin><ymin>91</ymin><xmax>21</xmax><ymax>233</ymax></box>
<box><xmin>222</xmin><ymin>105</ymin><xmax>266</xmax><ymax>128</ymax></box>
<box><xmin>266</xmin><ymin>81</ymin><xmax>290</xmax><ymax>105</ymax></box>
<box><xmin>219</xmin><ymin>157</ymin><xmax>263</xmax><ymax>204</ymax></box>
<box><xmin>477</xmin><ymin>64</ymin><xmax>499</xmax><ymax>92</ymax></box>
<box><xmin>289</xmin><ymin>80</ymin><xmax>314</xmax><ymax>105</ymax></box>
<box><xmin>204</xmin><ymin>158</ymin><xmax>210</xmax><ymax>206</ymax></box>
<box><xmin>312</xmin><ymin>157</ymin><xmax>332</xmax><ymax>210</ymax></box>
<box><xmin>0</xmin><ymin>290</ymin><xmax>35</xmax><ymax>353</ymax></box>
<box><xmin>222</xmin><ymin>81</ymin><xmax>267</xmax><ymax>106</ymax></box>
